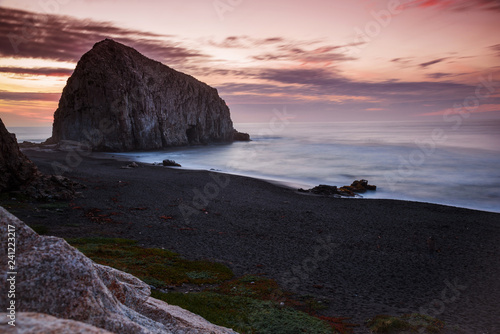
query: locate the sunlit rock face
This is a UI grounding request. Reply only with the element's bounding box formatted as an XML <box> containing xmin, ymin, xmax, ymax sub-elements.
<box><xmin>48</xmin><ymin>39</ymin><xmax>247</xmax><ymax>151</ymax></box>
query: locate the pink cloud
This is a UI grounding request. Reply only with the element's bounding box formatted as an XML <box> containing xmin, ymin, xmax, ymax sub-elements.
<box><xmin>419</xmin><ymin>103</ymin><xmax>500</xmax><ymax>116</ymax></box>
<box><xmin>0</xmin><ymin>67</ymin><xmax>73</xmax><ymax>77</ymax></box>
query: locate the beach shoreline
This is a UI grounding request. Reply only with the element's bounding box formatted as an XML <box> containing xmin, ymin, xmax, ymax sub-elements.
<box><xmin>83</xmin><ymin>147</ymin><xmax>500</xmax><ymax>214</ymax></box>
<box><xmin>3</xmin><ymin>148</ymin><xmax>500</xmax><ymax>333</ymax></box>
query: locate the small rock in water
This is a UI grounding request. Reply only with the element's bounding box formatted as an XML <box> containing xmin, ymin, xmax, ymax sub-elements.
<box><xmin>120</xmin><ymin>162</ymin><xmax>140</xmax><ymax>169</ymax></box>
<box><xmin>163</xmin><ymin>159</ymin><xmax>181</xmax><ymax>167</ymax></box>
<box><xmin>233</xmin><ymin>130</ymin><xmax>251</xmax><ymax>141</ymax></box>
<box><xmin>301</xmin><ymin>179</ymin><xmax>376</xmax><ymax>198</ymax></box>
<box><xmin>310</xmin><ymin>184</ymin><xmax>338</xmax><ymax>196</ymax></box>
<box><xmin>343</xmin><ymin>179</ymin><xmax>377</xmax><ymax>193</ymax></box>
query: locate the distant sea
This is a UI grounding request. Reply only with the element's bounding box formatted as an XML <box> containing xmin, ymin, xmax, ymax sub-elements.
<box><xmin>10</xmin><ymin>127</ymin><xmax>52</xmax><ymax>143</ymax></box>
<box><xmin>10</xmin><ymin>120</ymin><xmax>500</xmax><ymax>213</ymax></box>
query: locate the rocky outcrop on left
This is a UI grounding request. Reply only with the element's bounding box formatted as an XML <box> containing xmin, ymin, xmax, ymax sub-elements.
<box><xmin>0</xmin><ymin>206</ymin><xmax>238</xmax><ymax>334</ymax></box>
<box><xmin>0</xmin><ymin>118</ymin><xmax>39</xmax><ymax>193</ymax></box>
<box><xmin>0</xmin><ymin>118</ymin><xmax>77</xmax><ymax>199</ymax></box>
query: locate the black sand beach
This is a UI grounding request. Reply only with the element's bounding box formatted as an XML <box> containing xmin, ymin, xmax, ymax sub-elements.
<box><xmin>6</xmin><ymin>148</ymin><xmax>500</xmax><ymax>334</ymax></box>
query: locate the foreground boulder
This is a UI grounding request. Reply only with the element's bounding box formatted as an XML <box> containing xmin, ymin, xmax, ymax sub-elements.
<box><xmin>0</xmin><ymin>313</ymin><xmax>115</xmax><ymax>334</ymax></box>
<box><xmin>46</xmin><ymin>39</ymin><xmax>249</xmax><ymax>151</ymax></box>
<box><xmin>0</xmin><ymin>207</ymin><xmax>237</xmax><ymax>334</ymax></box>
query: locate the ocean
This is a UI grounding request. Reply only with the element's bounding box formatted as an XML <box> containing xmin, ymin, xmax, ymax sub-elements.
<box><xmin>10</xmin><ymin>120</ymin><xmax>500</xmax><ymax>213</ymax></box>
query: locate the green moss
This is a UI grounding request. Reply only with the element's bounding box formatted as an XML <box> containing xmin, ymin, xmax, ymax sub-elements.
<box><xmin>66</xmin><ymin>237</ymin><xmax>342</xmax><ymax>333</ymax></box>
<box><xmin>213</xmin><ymin>274</ymin><xmax>284</xmax><ymax>300</ymax></box>
<box><xmin>186</xmin><ymin>271</ymin><xmax>216</xmax><ymax>280</ymax></box>
<box><xmin>366</xmin><ymin>313</ymin><xmax>445</xmax><ymax>333</ymax></box>
<box><xmin>67</xmin><ymin>237</ymin><xmax>137</xmax><ymax>246</ymax></box>
<box><xmin>152</xmin><ymin>290</ymin><xmax>333</xmax><ymax>334</ymax></box>
<box><xmin>38</xmin><ymin>202</ymin><xmax>68</xmax><ymax>210</ymax></box>
<box><xmin>65</xmin><ymin>237</ymin><xmax>233</xmax><ymax>287</ymax></box>
<box><xmin>29</xmin><ymin>224</ymin><xmax>50</xmax><ymax>235</ymax></box>
<box><xmin>297</xmin><ymin>295</ymin><xmax>330</xmax><ymax>312</ymax></box>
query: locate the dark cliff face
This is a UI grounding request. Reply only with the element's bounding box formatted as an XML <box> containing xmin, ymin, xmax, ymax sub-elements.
<box><xmin>0</xmin><ymin>118</ymin><xmax>39</xmax><ymax>192</ymax></box>
<box><xmin>0</xmin><ymin>118</ymin><xmax>77</xmax><ymax>199</ymax></box>
<box><xmin>49</xmin><ymin>39</ymin><xmax>241</xmax><ymax>151</ymax></box>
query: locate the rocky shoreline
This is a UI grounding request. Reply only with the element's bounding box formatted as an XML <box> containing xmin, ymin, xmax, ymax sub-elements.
<box><xmin>1</xmin><ymin>147</ymin><xmax>498</xmax><ymax>333</ymax></box>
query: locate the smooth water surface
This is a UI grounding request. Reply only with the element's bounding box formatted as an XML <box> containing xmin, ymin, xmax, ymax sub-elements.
<box><xmin>10</xmin><ymin>121</ymin><xmax>500</xmax><ymax>213</ymax></box>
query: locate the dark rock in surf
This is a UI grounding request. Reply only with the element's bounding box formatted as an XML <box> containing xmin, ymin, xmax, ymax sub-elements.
<box><xmin>163</xmin><ymin>159</ymin><xmax>181</xmax><ymax>167</ymax></box>
<box><xmin>46</xmin><ymin>39</ymin><xmax>249</xmax><ymax>151</ymax></box>
<box><xmin>301</xmin><ymin>179</ymin><xmax>376</xmax><ymax>198</ymax></box>
<box><xmin>345</xmin><ymin>179</ymin><xmax>377</xmax><ymax>193</ymax></box>
<box><xmin>310</xmin><ymin>184</ymin><xmax>339</xmax><ymax>196</ymax></box>
<box><xmin>233</xmin><ymin>130</ymin><xmax>251</xmax><ymax>141</ymax></box>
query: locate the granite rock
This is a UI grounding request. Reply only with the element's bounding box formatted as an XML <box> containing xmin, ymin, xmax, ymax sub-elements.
<box><xmin>0</xmin><ymin>313</ymin><xmax>115</xmax><ymax>334</ymax></box>
<box><xmin>0</xmin><ymin>207</ymin><xmax>238</xmax><ymax>334</ymax></box>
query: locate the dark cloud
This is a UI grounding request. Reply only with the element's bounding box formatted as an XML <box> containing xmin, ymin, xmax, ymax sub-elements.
<box><xmin>262</xmin><ymin>37</ymin><xmax>285</xmax><ymax>44</ymax></box>
<box><xmin>0</xmin><ymin>6</ymin><xmax>206</xmax><ymax>64</ymax></box>
<box><xmin>0</xmin><ymin>91</ymin><xmax>60</xmax><ymax>102</ymax></box>
<box><xmin>252</xmin><ymin>44</ymin><xmax>354</xmax><ymax>63</ymax></box>
<box><xmin>391</xmin><ymin>57</ymin><xmax>413</xmax><ymax>64</ymax></box>
<box><xmin>490</xmin><ymin>44</ymin><xmax>500</xmax><ymax>57</ymax></box>
<box><xmin>0</xmin><ymin>66</ymin><xmax>73</xmax><ymax>76</ymax></box>
<box><xmin>403</xmin><ymin>0</ymin><xmax>500</xmax><ymax>11</ymax></box>
<box><xmin>419</xmin><ymin>58</ymin><xmax>448</xmax><ymax>68</ymax></box>
<box><xmin>426</xmin><ymin>72</ymin><xmax>453</xmax><ymax>79</ymax></box>
<box><xmin>208</xmin><ymin>36</ymin><xmax>286</xmax><ymax>49</ymax></box>
<box><xmin>208</xmin><ymin>36</ymin><xmax>249</xmax><ymax>48</ymax></box>
<box><xmin>256</xmin><ymin>68</ymin><xmax>477</xmax><ymax>104</ymax></box>
<box><xmin>460</xmin><ymin>0</ymin><xmax>500</xmax><ymax>11</ymax></box>
<box><xmin>207</xmin><ymin>36</ymin><xmax>354</xmax><ymax>64</ymax></box>
<box><xmin>182</xmin><ymin>66</ymin><xmax>251</xmax><ymax>79</ymax></box>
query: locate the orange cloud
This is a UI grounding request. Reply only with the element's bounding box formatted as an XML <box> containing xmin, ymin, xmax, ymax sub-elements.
<box><xmin>0</xmin><ymin>100</ymin><xmax>56</xmax><ymax>126</ymax></box>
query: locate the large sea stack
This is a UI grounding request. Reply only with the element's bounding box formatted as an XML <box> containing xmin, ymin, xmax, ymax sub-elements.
<box><xmin>47</xmin><ymin>39</ymin><xmax>248</xmax><ymax>151</ymax></box>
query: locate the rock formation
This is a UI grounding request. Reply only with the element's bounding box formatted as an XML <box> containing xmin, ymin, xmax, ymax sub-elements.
<box><xmin>0</xmin><ymin>118</ymin><xmax>77</xmax><ymax>199</ymax></box>
<box><xmin>299</xmin><ymin>179</ymin><xmax>377</xmax><ymax>197</ymax></box>
<box><xmin>341</xmin><ymin>179</ymin><xmax>377</xmax><ymax>193</ymax></box>
<box><xmin>46</xmin><ymin>39</ymin><xmax>249</xmax><ymax>151</ymax></box>
<box><xmin>0</xmin><ymin>313</ymin><xmax>115</xmax><ymax>334</ymax></box>
<box><xmin>0</xmin><ymin>118</ymin><xmax>39</xmax><ymax>193</ymax></box>
<box><xmin>0</xmin><ymin>206</ymin><xmax>237</xmax><ymax>334</ymax></box>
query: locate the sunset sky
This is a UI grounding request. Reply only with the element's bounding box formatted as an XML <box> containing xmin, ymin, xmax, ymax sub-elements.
<box><xmin>1</xmin><ymin>0</ymin><xmax>499</xmax><ymax>126</ymax></box>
